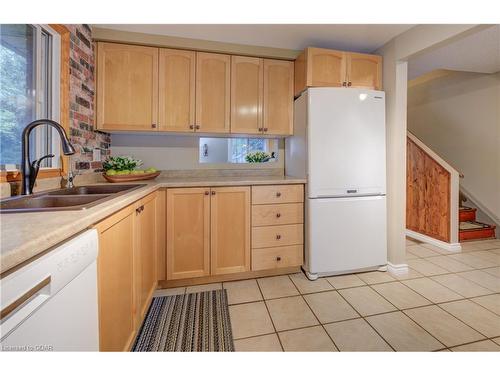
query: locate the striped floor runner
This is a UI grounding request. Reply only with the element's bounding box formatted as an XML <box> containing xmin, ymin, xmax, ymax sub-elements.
<box><xmin>132</xmin><ymin>289</ymin><xmax>234</xmax><ymax>352</ymax></box>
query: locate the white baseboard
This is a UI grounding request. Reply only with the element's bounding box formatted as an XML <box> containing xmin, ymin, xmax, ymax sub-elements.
<box><xmin>387</xmin><ymin>262</ymin><xmax>409</xmax><ymax>275</ymax></box>
<box><xmin>406</xmin><ymin>229</ymin><xmax>462</xmax><ymax>252</ymax></box>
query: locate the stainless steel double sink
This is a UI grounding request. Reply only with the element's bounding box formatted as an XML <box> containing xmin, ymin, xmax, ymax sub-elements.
<box><xmin>0</xmin><ymin>184</ymin><xmax>145</xmax><ymax>213</ymax></box>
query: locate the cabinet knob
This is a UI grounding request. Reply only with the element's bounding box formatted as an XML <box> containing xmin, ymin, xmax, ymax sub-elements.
<box><xmin>195</xmin><ymin>125</ymin><xmax>200</xmax><ymax>130</ymax></box>
<box><xmin>152</xmin><ymin>123</ymin><xmax>157</xmax><ymax>129</ymax></box>
<box><xmin>258</xmin><ymin>127</ymin><xmax>263</xmax><ymax>132</ymax></box>
<box><xmin>211</xmin><ymin>190</ymin><xmax>216</xmax><ymax>195</ymax></box>
<box><xmin>276</xmin><ymin>192</ymin><xmax>281</xmax><ymax>197</ymax></box>
<box><xmin>189</xmin><ymin>125</ymin><xmax>194</xmax><ymax>130</ymax></box>
<box><xmin>204</xmin><ymin>191</ymin><xmax>209</xmax><ymax>195</ymax></box>
<box><xmin>263</xmin><ymin>127</ymin><xmax>268</xmax><ymax>132</ymax></box>
<box><xmin>276</xmin><ymin>256</ymin><xmax>281</xmax><ymax>261</ymax></box>
<box><xmin>348</xmin><ymin>82</ymin><xmax>352</xmax><ymax>87</ymax></box>
<box><xmin>276</xmin><ymin>234</ymin><xmax>281</xmax><ymax>240</ymax></box>
<box><xmin>342</xmin><ymin>82</ymin><xmax>347</xmax><ymax>87</ymax></box>
<box><xmin>276</xmin><ymin>213</ymin><xmax>281</xmax><ymax>218</ymax></box>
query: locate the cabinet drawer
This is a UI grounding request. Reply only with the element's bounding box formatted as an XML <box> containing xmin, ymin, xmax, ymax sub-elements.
<box><xmin>252</xmin><ymin>185</ymin><xmax>303</xmax><ymax>205</ymax></box>
<box><xmin>252</xmin><ymin>245</ymin><xmax>303</xmax><ymax>271</ymax></box>
<box><xmin>252</xmin><ymin>224</ymin><xmax>303</xmax><ymax>249</ymax></box>
<box><xmin>252</xmin><ymin>203</ymin><xmax>303</xmax><ymax>227</ymax></box>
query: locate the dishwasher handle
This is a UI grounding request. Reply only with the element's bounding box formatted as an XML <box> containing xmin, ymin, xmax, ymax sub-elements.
<box><xmin>0</xmin><ymin>276</ymin><xmax>51</xmax><ymax>320</ymax></box>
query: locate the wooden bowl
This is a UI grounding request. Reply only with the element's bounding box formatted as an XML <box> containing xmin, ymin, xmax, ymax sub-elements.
<box><xmin>103</xmin><ymin>171</ymin><xmax>161</xmax><ymax>183</ymax></box>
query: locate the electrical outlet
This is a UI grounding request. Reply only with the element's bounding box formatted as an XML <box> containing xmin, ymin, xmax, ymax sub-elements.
<box><xmin>93</xmin><ymin>148</ymin><xmax>101</xmax><ymax>162</ymax></box>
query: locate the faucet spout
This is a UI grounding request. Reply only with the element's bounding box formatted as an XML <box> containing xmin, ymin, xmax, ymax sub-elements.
<box><xmin>21</xmin><ymin>119</ymin><xmax>76</xmax><ymax>195</ymax></box>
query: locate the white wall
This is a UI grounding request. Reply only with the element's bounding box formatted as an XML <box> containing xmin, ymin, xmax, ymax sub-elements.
<box><xmin>111</xmin><ymin>133</ymin><xmax>284</xmax><ymax>171</ymax></box>
<box><xmin>376</xmin><ymin>24</ymin><xmax>480</xmax><ymax>266</ymax></box>
<box><xmin>408</xmin><ymin>71</ymin><xmax>500</xmax><ymax>222</ymax></box>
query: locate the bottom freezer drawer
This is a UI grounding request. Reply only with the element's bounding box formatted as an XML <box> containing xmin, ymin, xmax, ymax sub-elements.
<box><xmin>306</xmin><ymin>195</ymin><xmax>387</xmax><ymax>275</ymax></box>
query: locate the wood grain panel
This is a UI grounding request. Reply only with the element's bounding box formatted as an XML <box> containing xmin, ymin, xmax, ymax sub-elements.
<box><xmin>252</xmin><ymin>245</ymin><xmax>303</xmax><ymax>271</ymax></box>
<box><xmin>347</xmin><ymin>52</ymin><xmax>382</xmax><ymax>90</ymax></box>
<box><xmin>252</xmin><ymin>203</ymin><xmax>303</xmax><ymax>227</ymax></box>
<box><xmin>210</xmin><ymin>187</ymin><xmax>251</xmax><ymax>275</ymax></box>
<box><xmin>307</xmin><ymin>47</ymin><xmax>346</xmax><ymax>87</ymax></box>
<box><xmin>230</xmin><ymin>56</ymin><xmax>263</xmax><ymax>134</ymax></box>
<box><xmin>406</xmin><ymin>137</ymin><xmax>451</xmax><ymax>242</ymax></box>
<box><xmin>166</xmin><ymin>188</ymin><xmax>211</xmax><ymax>279</ymax></box>
<box><xmin>158</xmin><ymin>48</ymin><xmax>195</xmax><ymax>132</ymax></box>
<box><xmin>195</xmin><ymin>52</ymin><xmax>231</xmax><ymax>133</ymax></box>
<box><xmin>252</xmin><ymin>184</ymin><xmax>304</xmax><ymax>205</ymax></box>
<box><xmin>263</xmin><ymin>59</ymin><xmax>294</xmax><ymax>135</ymax></box>
<box><xmin>96</xmin><ymin>42</ymin><xmax>158</xmax><ymax>131</ymax></box>
<box><xmin>252</xmin><ymin>224</ymin><xmax>304</xmax><ymax>249</ymax></box>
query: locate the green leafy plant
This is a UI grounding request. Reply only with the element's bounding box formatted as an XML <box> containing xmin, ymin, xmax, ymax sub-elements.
<box><xmin>103</xmin><ymin>156</ymin><xmax>143</xmax><ymax>171</ymax></box>
<box><xmin>245</xmin><ymin>151</ymin><xmax>271</xmax><ymax>163</ymax></box>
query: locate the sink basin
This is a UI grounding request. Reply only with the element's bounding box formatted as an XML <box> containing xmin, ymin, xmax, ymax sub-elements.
<box><xmin>45</xmin><ymin>184</ymin><xmax>144</xmax><ymax>195</ymax></box>
<box><xmin>0</xmin><ymin>195</ymin><xmax>110</xmax><ymax>213</ymax></box>
<box><xmin>0</xmin><ymin>184</ymin><xmax>145</xmax><ymax>213</ymax></box>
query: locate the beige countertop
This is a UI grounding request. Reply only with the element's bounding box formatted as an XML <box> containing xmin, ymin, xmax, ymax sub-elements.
<box><xmin>0</xmin><ymin>175</ymin><xmax>306</xmax><ymax>274</ymax></box>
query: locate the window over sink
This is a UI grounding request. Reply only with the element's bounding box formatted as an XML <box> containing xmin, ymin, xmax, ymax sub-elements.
<box><xmin>0</xmin><ymin>24</ymin><xmax>61</xmax><ymax>170</ymax></box>
<box><xmin>199</xmin><ymin>137</ymin><xmax>279</xmax><ymax>164</ymax></box>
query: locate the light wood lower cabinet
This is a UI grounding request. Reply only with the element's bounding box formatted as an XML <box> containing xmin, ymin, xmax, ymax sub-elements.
<box><xmin>166</xmin><ymin>188</ymin><xmax>211</xmax><ymax>280</ymax></box>
<box><xmin>251</xmin><ymin>185</ymin><xmax>304</xmax><ymax>271</ymax></box>
<box><xmin>166</xmin><ymin>186</ymin><xmax>251</xmax><ymax>279</ymax></box>
<box><xmin>134</xmin><ymin>193</ymin><xmax>158</xmax><ymax>326</ymax></box>
<box><xmin>211</xmin><ymin>187</ymin><xmax>250</xmax><ymax>275</ymax></box>
<box><xmin>94</xmin><ymin>206</ymin><xmax>136</xmax><ymax>352</ymax></box>
<box><xmin>94</xmin><ymin>192</ymin><xmax>158</xmax><ymax>351</ymax></box>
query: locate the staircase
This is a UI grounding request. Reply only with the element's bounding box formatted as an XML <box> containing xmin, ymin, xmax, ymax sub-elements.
<box><xmin>459</xmin><ymin>206</ymin><xmax>496</xmax><ymax>241</ymax></box>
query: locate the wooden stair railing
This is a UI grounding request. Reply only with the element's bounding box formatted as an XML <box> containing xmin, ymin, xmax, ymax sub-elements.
<box><xmin>406</xmin><ymin>132</ymin><xmax>461</xmax><ymax>244</ymax></box>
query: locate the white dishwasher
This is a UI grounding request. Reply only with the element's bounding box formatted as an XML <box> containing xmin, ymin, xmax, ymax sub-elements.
<box><xmin>0</xmin><ymin>229</ymin><xmax>99</xmax><ymax>351</ymax></box>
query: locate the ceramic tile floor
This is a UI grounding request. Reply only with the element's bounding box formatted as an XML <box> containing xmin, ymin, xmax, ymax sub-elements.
<box><xmin>154</xmin><ymin>238</ymin><xmax>500</xmax><ymax>351</ymax></box>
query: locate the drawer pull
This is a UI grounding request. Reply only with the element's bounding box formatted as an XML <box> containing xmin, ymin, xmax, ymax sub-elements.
<box><xmin>276</xmin><ymin>234</ymin><xmax>281</xmax><ymax>240</ymax></box>
<box><xmin>276</xmin><ymin>256</ymin><xmax>281</xmax><ymax>261</ymax></box>
<box><xmin>276</xmin><ymin>192</ymin><xmax>281</xmax><ymax>197</ymax></box>
<box><xmin>276</xmin><ymin>212</ymin><xmax>281</xmax><ymax>218</ymax></box>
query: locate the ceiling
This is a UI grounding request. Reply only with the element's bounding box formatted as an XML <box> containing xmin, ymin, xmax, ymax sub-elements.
<box><xmin>94</xmin><ymin>24</ymin><xmax>415</xmax><ymax>53</ymax></box>
<box><xmin>408</xmin><ymin>25</ymin><xmax>500</xmax><ymax>80</ymax></box>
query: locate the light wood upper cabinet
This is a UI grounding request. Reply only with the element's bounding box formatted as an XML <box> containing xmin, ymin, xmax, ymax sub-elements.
<box><xmin>211</xmin><ymin>187</ymin><xmax>251</xmax><ymax>275</ymax></box>
<box><xmin>294</xmin><ymin>47</ymin><xmax>382</xmax><ymax>96</ymax></box>
<box><xmin>347</xmin><ymin>52</ymin><xmax>382</xmax><ymax>90</ymax></box>
<box><xmin>96</xmin><ymin>42</ymin><xmax>158</xmax><ymax>131</ymax></box>
<box><xmin>230</xmin><ymin>56</ymin><xmax>263</xmax><ymax>134</ymax></box>
<box><xmin>94</xmin><ymin>206</ymin><xmax>136</xmax><ymax>352</ymax></box>
<box><xmin>263</xmin><ymin>59</ymin><xmax>294</xmax><ymax>136</ymax></box>
<box><xmin>195</xmin><ymin>52</ymin><xmax>231</xmax><ymax>133</ymax></box>
<box><xmin>134</xmin><ymin>193</ymin><xmax>157</xmax><ymax>326</ymax></box>
<box><xmin>166</xmin><ymin>188</ymin><xmax>211</xmax><ymax>280</ymax></box>
<box><xmin>308</xmin><ymin>48</ymin><xmax>346</xmax><ymax>89</ymax></box>
<box><xmin>158</xmin><ymin>49</ymin><xmax>195</xmax><ymax>132</ymax></box>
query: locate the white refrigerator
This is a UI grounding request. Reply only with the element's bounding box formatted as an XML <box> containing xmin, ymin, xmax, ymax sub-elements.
<box><xmin>286</xmin><ymin>88</ymin><xmax>387</xmax><ymax>280</ymax></box>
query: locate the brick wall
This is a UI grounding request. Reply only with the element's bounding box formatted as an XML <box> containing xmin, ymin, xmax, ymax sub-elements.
<box><xmin>66</xmin><ymin>24</ymin><xmax>110</xmax><ymax>173</ymax></box>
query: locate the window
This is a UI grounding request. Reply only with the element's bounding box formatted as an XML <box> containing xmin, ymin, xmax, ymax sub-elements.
<box><xmin>0</xmin><ymin>24</ymin><xmax>60</xmax><ymax>170</ymax></box>
<box><xmin>199</xmin><ymin>138</ymin><xmax>278</xmax><ymax>164</ymax></box>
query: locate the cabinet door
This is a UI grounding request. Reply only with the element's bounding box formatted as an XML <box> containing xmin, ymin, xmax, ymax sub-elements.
<box><xmin>307</xmin><ymin>47</ymin><xmax>346</xmax><ymax>88</ymax></box>
<box><xmin>211</xmin><ymin>187</ymin><xmax>251</xmax><ymax>275</ymax></box>
<box><xmin>263</xmin><ymin>59</ymin><xmax>294</xmax><ymax>136</ymax></box>
<box><xmin>96</xmin><ymin>42</ymin><xmax>158</xmax><ymax>131</ymax></box>
<box><xmin>195</xmin><ymin>52</ymin><xmax>231</xmax><ymax>133</ymax></box>
<box><xmin>166</xmin><ymin>188</ymin><xmax>210</xmax><ymax>279</ymax></box>
<box><xmin>230</xmin><ymin>56</ymin><xmax>263</xmax><ymax>134</ymax></box>
<box><xmin>158</xmin><ymin>49</ymin><xmax>195</xmax><ymax>132</ymax></box>
<box><xmin>134</xmin><ymin>193</ymin><xmax>157</xmax><ymax>325</ymax></box>
<box><xmin>346</xmin><ymin>52</ymin><xmax>382</xmax><ymax>90</ymax></box>
<box><xmin>95</xmin><ymin>207</ymin><xmax>135</xmax><ymax>351</ymax></box>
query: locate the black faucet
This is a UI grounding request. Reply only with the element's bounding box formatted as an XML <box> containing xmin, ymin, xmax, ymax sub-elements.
<box><xmin>21</xmin><ymin>119</ymin><xmax>76</xmax><ymax>195</ymax></box>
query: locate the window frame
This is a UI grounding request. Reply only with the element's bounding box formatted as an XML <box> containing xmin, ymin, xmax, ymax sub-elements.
<box><xmin>0</xmin><ymin>24</ymin><xmax>70</xmax><ymax>183</ymax></box>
